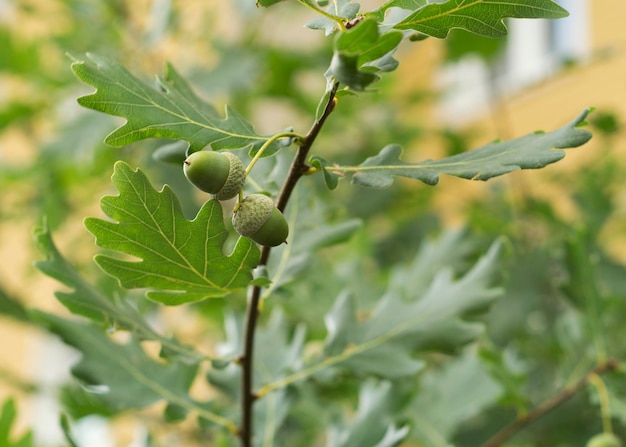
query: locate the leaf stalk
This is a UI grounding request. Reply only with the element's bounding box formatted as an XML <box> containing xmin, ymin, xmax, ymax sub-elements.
<box><xmin>238</xmin><ymin>131</ymin><xmax>303</xmax><ymax>206</ymax></box>
<box><xmin>295</xmin><ymin>0</ymin><xmax>346</xmax><ymax>30</ymax></box>
<box><xmin>244</xmin><ymin>132</ymin><xmax>303</xmax><ymax>177</ymax></box>
<box><xmin>589</xmin><ymin>373</ymin><xmax>613</xmax><ymax>434</ymax></box>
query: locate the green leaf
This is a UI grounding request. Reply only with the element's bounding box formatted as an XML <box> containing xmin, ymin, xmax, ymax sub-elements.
<box><xmin>326</xmin><ymin>381</ymin><xmax>408</xmax><ymax>447</ymax></box>
<box><xmin>328</xmin><ymin>19</ymin><xmax>403</xmax><ymax>91</ymax></box>
<box><xmin>33</xmin><ymin>223</ymin><xmax>203</xmax><ymax>361</ymax></box>
<box><xmin>478</xmin><ymin>343</ymin><xmax>528</xmax><ymax>410</ymax></box>
<box><xmin>0</xmin><ymin>399</ymin><xmax>33</xmax><ymax>447</ymax></box>
<box><xmin>329</xmin><ymin>108</ymin><xmax>592</xmax><ymax>188</ymax></box>
<box><xmin>370</xmin><ymin>0</ymin><xmax>428</xmax><ymax>21</ymax></box>
<box><xmin>84</xmin><ymin>162</ymin><xmax>260</xmax><ymax>305</ymax></box>
<box><xmin>257</xmin><ymin>0</ymin><xmax>286</xmax><ymax>6</ymax></box>
<box><xmin>0</xmin><ymin>287</ymin><xmax>30</xmax><ymax>323</ymax></box>
<box><xmin>310</xmin><ymin>156</ymin><xmax>340</xmax><ymax>190</ymax></box>
<box><xmin>329</xmin><ymin>55</ymin><xmax>378</xmax><ymax>93</ymax></box>
<box><xmin>152</xmin><ymin>140</ymin><xmax>189</xmax><ymax>165</ymax></box>
<box><xmin>59</xmin><ymin>384</ymin><xmax>118</xmax><ymax>419</ymax></box>
<box><xmin>393</xmin><ymin>0</ymin><xmax>569</xmax><ymax>38</ymax></box>
<box><xmin>322</xmin><ymin>236</ymin><xmax>504</xmax><ymax>378</ymax></box>
<box><xmin>71</xmin><ymin>53</ymin><xmax>276</xmax><ymax>154</ymax></box>
<box><xmin>32</xmin><ymin>311</ymin><xmax>235</xmax><ymax>430</ymax></box>
<box><xmin>562</xmin><ymin>228</ymin><xmax>604</xmax><ymax>310</ymax></box>
<box><xmin>408</xmin><ymin>346</ymin><xmax>502</xmax><ymax>445</ymax></box>
<box><xmin>60</xmin><ymin>415</ymin><xmax>79</xmax><ymax>447</ymax></box>
<box><xmin>305</xmin><ymin>0</ymin><xmax>360</xmax><ymax>35</ymax></box>
<box><xmin>561</xmin><ymin>229</ymin><xmax>612</xmax><ymax>361</ymax></box>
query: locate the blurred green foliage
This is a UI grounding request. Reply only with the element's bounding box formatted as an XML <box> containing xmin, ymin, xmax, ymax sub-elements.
<box><xmin>0</xmin><ymin>2</ymin><xmax>625</xmax><ymax>447</ymax></box>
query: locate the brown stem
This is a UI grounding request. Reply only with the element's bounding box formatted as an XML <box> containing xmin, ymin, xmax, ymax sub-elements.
<box><xmin>481</xmin><ymin>358</ymin><xmax>619</xmax><ymax>447</ymax></box>
<box><xmin>275</xmin><ymin>83</ymin><xmax>339</xmax><ymax>212</ymax></box>
<box><xmin>238</xmin><ymin>81</ymin><xmax>340</xmax><ymax>447</ymax></box>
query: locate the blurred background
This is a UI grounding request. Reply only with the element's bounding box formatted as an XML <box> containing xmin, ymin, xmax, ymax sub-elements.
<box><xmin>1</xmin><ymin>0</ymin><xmax>625</xmax><ymax>446</ymax></box>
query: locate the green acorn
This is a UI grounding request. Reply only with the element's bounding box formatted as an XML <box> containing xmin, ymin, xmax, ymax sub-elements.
<box><xmin>586</xmin><ymin>433</ymin><xmax>622</xmax><ymax>447</ymax></box>
<box><xmin>183</xmin><ymin>151</ymin><xmax>246</xmax><ymax>200</ymax></box>
<box><xmin>232</xmin><ymin>194</ymin><xmax>289</xmax><ymax>247</ymax></box>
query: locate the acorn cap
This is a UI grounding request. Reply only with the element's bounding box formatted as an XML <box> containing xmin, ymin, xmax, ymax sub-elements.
<box><xmin>215</xmin><ymin>153</ymin><xmax>246</xmax><ymax>200</ymax></box>
<box><xmin>232</xmin><ymin>194</ymin><xmax>274</xmax><ymax>236</ymax></box>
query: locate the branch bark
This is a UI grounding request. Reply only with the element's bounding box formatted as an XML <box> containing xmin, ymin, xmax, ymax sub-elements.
<box><xmin>481</xmin><ymin>358</ymin><xmax>619</xmax><ymax>447</ymax></box>
<box><xmin>239</xmin><ymin>81</ymin><xmax>340</xmax><ymax>447</ymax></box>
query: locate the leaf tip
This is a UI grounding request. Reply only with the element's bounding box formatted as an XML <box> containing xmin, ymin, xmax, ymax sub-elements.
<box><xmin>573</xmin><ymin>107</ymin><xmax>593</xmax><ymax>128</ymax></box>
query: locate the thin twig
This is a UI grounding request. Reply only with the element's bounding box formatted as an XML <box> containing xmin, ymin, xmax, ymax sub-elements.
<box><xmin>480</xmin><ymin>358</ymin><xmax>619</xmax><ymax>447</ymax></box>
<box><xmin>275</xmin><ymin>83</ymin><xmax>339</xmax><ymax>213</ymax></box>
<box><xmin>238</xmin><ymin>82</ymin><xmax>340</xmax><ymax>447</ymax></box>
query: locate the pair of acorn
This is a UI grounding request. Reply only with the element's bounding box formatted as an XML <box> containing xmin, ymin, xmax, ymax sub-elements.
<box><xmin>183</xmin><ymin>151</ymin><xmax>288</xmax><ymax>247</ymax></box>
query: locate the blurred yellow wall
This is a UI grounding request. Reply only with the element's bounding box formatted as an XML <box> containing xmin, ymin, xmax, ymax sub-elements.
<box><xmin>393</xmin><ymin>0</ymin><xmax>626</xmax><ymax>229</ymax></box>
